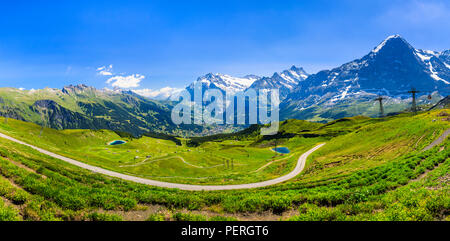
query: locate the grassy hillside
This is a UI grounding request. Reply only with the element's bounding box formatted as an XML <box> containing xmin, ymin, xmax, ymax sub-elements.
<box><xmin>281</xmin><ymin>93</ymin><xmax>443</xmax><ymax>123</ymax></box>
<box><xmin>0</xmin><ymin>109</ymin><xmax>448</xmax><ymax>220</ymax></box>
<box><xmin>0</xmin><ymin>116</ymin><xmax>323</xmax><ymax>185</ymax></box>
<box><xmin>302</xmin><ymin>112</ymin><xmax>448</xmax><ymax>182</ymax></box>
<box><xmin>0</xmin><ymin>86</ymin><xmax>203</xmax><ymax>136</ymax></box>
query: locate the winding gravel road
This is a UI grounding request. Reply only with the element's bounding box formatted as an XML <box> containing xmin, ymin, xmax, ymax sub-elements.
<box><xmin>423</xmin><ymin>129</ymin><xmax>450</xmax><ymax>151</ymax></box>
<box><xmin>0</xmin><ymin>132</ymin><xmax>324</xmax><ymax>191</ymax></box>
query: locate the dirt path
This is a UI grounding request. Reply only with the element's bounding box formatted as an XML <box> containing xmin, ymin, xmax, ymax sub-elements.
<box><xmin>251</xmin><ymin>153</ymin><xmax>296</xmax><ymax>173</ymax></box>
<box><xmin>0</xmin><ymin>132</ymin><xmax>324</xmax><ymax>191</ymax></box>
<box><xmin>423</xmin><ymin>128</ymin><xmax>450</xmax><ymax>151</ymax></box>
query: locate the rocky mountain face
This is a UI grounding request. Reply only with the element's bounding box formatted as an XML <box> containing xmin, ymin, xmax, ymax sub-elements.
<box><xmin>184</xmin><ymin>65</ymin><xmax>309</xmax><ymax>100</ymax></box>
<box><xmin>430</xmin><ymin>96</ymin><xmax>450</xmax><ymax>110</ymax></box>
<box><xmin>186</xmin><ymin>73</ymin><xmax>261</xmax><ymax>95</ymax></box>
<box><xmin>249</xmin><ymin>66</ymin><xmax>309</xmax><ymax>98</ymax></box>
<box><xmin>2</xmin><ymin>35</ymin><xmax>448</xmax><ymax>134</ymax></box>
<box><xmin>0</xmin><ymin>85</ymin><xmax>203</xmax><ymax>136</ymax></box>
<box><xmin>281</xmin><ymin>35</ymin><xmax>450</xmax><ymax>121</ymax></box>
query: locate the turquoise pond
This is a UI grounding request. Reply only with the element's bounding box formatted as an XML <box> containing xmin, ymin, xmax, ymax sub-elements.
<box><xmin>272</xmin><ymin>147</ymin><xmax>290</xmax><ymax>154</ymax></box>
<box><xmin>108</xmin><ymin>140</ymin><xmax>126</xmax><ymax>145</ymax></box>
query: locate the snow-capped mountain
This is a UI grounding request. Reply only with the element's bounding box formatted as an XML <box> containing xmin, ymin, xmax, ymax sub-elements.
<box><xmin>136</xmin><ymin>66</ymin><xmax>309</xmax><ymax>101</ymax></box>
<box><xmin>414</xmin><ymin>49</ymin><xmax>450</xmax><ymax>84</ymax></box>
<box><xmin>282</xmin><ymin>35</ymin><xmax>450</xmax><ymax>118</ymax></box>
<box><xmin>249</xmin><ymin>65</ymin><xmax>309</xmax><ymax>98</ymax></box>
<box><xmin>187</xmin><ymin>73</ymin><xmax>261</xmax><ymax>94</ymax></box>
<box><xmin>183</xmin><ymin>66</ymin><xmax>308</xmax><ymax>99</ymax></box>
<box><xmin>136</xmin><ymin>34</ymin><xmax>449</xmax><ymax>123</ymax></box>
<box><xmin>439</xmin><ymin>50</ymin><xmax>450</xmax><ymax>64</ymax></box>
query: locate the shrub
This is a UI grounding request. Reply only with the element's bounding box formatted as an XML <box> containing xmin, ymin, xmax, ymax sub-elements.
<box><xmin>86</xmin><ymin>212</ymin><xmax>123</xmax><ymax>221</ymax></box>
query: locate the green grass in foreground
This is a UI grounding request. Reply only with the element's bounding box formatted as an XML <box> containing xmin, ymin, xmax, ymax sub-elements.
<box><xmin>0</xmin><ymin>109</ymin><xmax>447</xmax><ymax>220</ymax></box>
<box><xmin>0</xmin><ymin>117</ymin><xmax>323</xmax><ymax>184</ymax></box>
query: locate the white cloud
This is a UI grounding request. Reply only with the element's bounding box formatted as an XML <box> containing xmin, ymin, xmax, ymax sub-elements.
<box><xmin>99</xmin><ymin>65</ymin><xmax>146</xmax><ymax>89</ymax></box>
<box><xmin>133</xmin><ymin>87</ymin><xmax>184</xmax><ymax>100</ymax></box>
<box><xmin>100</xmin><ymin>70</ymin><xmax>113</xmax><ymax>76</ymax></box>
<box><xmin>106</xmin><ymin>74</ymin><xmax>145</xmax><ymax>88</ymax></box>
<box><xmin>97</xmin><ymin>64</ymin><xmax>114</xmax><ymax>76</ymax></box>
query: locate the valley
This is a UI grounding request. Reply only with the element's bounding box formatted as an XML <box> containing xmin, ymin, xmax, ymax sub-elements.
<box><xmin>0</xmin><ymin>116</ymin><xmax>323</xmax><ymax>185</ymax></box>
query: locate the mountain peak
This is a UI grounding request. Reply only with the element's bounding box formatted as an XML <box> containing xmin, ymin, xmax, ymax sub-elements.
<box><xmin>386</xmin><ymin>34</ymin><xmax>402</xmax><ymax>39</ymax></box>
<box><xmin>203</xmin><ymin>73</ymin><xmax>216</xmax><ymax>78</ymax></box>
<box><xmin>372</xmin><ymin>34</ymin><xmax>411</xmax><ymax>54</ymax></box>
<box><xmin>242</xmin><ymin>74</ymin><xmax>261</xmax><ymax>80</ymax></box>
<box><xmin>62</xmin><ymin>84</ymin><xmax>95</xmax><ymax>94</ymax></box>
<box><xmin>289</xmin><ymin>65</ymin><xmax>304</xmax><ymax>72</ymax></box>
<box><xmin>192</xmin><ymin>72</ymin><xmax>259</xmax><ymax>93</ymax></box>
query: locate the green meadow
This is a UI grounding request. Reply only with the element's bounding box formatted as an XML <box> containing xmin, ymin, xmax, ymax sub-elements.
<box><xmin>0</xmin><ymin>116</ymin><xmax>322</xmax><ymax>185</ymax></box>
<box><xmin>0</xmin><ymin>109</ymin><xmax>448</xmax><ymax>220</ymax></box>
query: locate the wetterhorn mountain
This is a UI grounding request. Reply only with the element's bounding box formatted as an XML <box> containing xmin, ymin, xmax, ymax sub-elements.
<box><xmin>184</xmin><ymin>65</ymin><xmax>309</xmax><ymax>100</ymax></box>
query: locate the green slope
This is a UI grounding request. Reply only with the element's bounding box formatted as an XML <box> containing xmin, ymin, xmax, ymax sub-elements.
<box><xmin>0</xmin><ymin>85</ymin><xmax>203</xmax><ymax>136</ymax></box>
<box><xmin>281</xmin><ymin>93</ymin><xmax>443</xmax><ymax>123</ymax></box>
<box><xmin>0</xmin><ymin>109</ymin><xmax>448</xmax><ymax>220</ymax></box>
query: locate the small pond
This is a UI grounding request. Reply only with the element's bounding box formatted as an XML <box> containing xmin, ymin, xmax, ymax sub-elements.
<box><xmin>272</xmin><ymin>147</ymin><xmax>291</xmax><ymax>154</ymax></box>
<box><xmin>108</xmin><ymin>140</ymin><xmax>127</xmax><ymax>146</ymax></box>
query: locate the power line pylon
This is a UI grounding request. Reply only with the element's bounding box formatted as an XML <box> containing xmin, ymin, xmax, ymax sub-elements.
<box><xmin>374</xmin><ymin>95</ymin><xmax>385</xmax><ymax>117</ymax></box>
<box><xmin>407</xmin><ymin>88</ymin><xmax>421</xmax><ymax>114</ymax></box>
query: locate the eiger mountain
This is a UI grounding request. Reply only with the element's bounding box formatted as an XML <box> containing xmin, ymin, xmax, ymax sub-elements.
<box><xmin>281</xmin><ymin>35</ymin><xmax>450</xmax><ymax>121</ymax></box>
<box><xmin>0</xmin><ymin>85</ymin><xmax>202</xmax><ymax>136</ymax></box>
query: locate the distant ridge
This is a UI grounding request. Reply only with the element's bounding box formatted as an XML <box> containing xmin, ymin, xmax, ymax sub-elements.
<box><xmin>430</xmin><ymin>96</ymin><xmax>450</xmax><ymax>110</ymax></box>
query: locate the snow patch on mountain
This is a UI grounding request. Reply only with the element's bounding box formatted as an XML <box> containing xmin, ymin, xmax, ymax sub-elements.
<box><xmin>372</xmin><ymin>34</ymin><xmax>402</xmax><ymax>53</ymax></box>
<box><xmin>340</xmin><ymin>85</ymin><xmax>351</xmax><ymax>100</ymax></box>
<box><xmin>191</xmin><ymin>73</ymin><xmax>260</xmax><ymax>93</ymax></box>
<box><xmin>283</xmin><ymin>34</ymin><xmax>450</xmax><ymax>116</ymax></box>
<box><xmin>184</xmin><ymin>66</ymin><xmax>309</xmax><ymax>100</ymax></box>
<box><xmin>248</xmin><ymin>66</ymin><xmax>309</xmax><ymax>98</ymax></box>
<box><xmin>415</xmin><ymin>49</ymin><xmax>450</xmax><ymax>84</ymax></box>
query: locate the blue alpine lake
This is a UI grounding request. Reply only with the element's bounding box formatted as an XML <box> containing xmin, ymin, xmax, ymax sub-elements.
<box><xmin>109</xmin><ymin>140</ymin><xmax>126</xmax><ymax>145</ymax></box>
<box><xmin>272</xmin><ymin>147</ymin><xmax>290</xmax><ymax>154</ymax></box>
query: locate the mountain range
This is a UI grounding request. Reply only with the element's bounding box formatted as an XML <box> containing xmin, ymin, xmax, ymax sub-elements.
<box><xmin>0</xmin><ymin>35</ymin><xmax>449</xmax><ymax>134</ymax></box>
<box><xmin>183</xmin><ymin>65</ymin><xmax>309</xmax><ymax>99</ymax></box>
<box><xmin>152</xmin><ymin>34</ymin><xmax>449</xmax><ymax>122</ymax></box>
<box><xmin>147</xmin><ymin>35</ymin><xmax>448</xmax><ymax>114</ymax></box>
<box><xmin>0</xmin><ymin>85</ymin><xmax>204</xmax><ymax>136</ymax></box>
<box><xmin>281</xmin><ymin>35</ymin><xmax>449</xmax><ymax>120</ymax></box>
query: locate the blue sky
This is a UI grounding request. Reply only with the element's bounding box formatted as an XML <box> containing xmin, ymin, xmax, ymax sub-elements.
<box><xmin>0</xmin><ymin>0</ymin><xmax>449</xmax><ymax>92</ymax></box>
